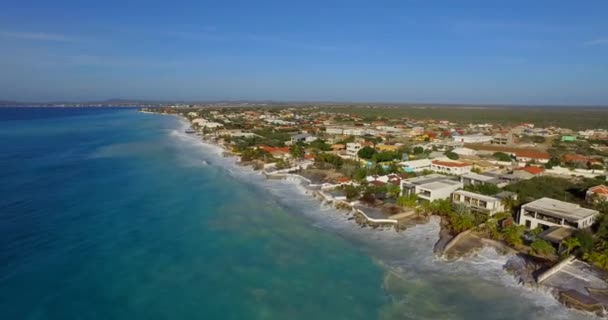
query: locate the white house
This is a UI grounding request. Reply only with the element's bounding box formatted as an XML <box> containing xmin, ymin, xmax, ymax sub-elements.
<box><xmin>400</xmin><ymin>174</ymin><xmax>463</xmax><ymax>202</ymax></box>
<box><xmin>343</xmin><ymin>128</ymin><xmax>367</xmax><ymax>136</ymax></box>
<box><xmin>513</xmin><ymin>150</ymin><xmax>550</xmax><ymax>164</ymax></box>
<box><xmin>398</xmin><ymin>159</ymin><xmax>432</xmax><ymax>173</ymax></box>
<box><xmin>452</xmin><ymin>134</ymin><xmax>493</xmax><ymax>144</ymax></box>
<box><xmin>291</xmin><ymin>133</ymin><xmax>317</xmax><ymax>144</ymax></box>
<box><xmin>326</xmin><ymin>127</ymin><xmax>344</xmax><ymax>135</ymax></box>
<box><xmin>452</xmin><ymin>190</ymin><xmax>516</xmax><ymax>216</ymax></box>
<box><xmin>431</xmin><ymin>160</ymin><xmax>472</xmax><ymax>176</ymax></box>
<box><xmin>517</xmin><ymin>198</ymin><xmax>599</xmax><ymax>230</ymax></box>
<box><xmin>451</xmin><ymin>147</ymin><xmax>477</xmax><ymax>157</ymax></box>
<box><xmin>346</xmin><ymin>142</ymin><xmax>362</xmax><ymax>158</ymax></box>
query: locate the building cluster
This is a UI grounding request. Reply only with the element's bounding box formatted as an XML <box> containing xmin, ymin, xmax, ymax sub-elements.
<box><xmin>144</xmin><ymin>105</ymin><xmax>608</xmax><ymax>245</ymax></box>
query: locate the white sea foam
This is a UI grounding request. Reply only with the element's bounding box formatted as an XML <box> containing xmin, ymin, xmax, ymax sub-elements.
<box><xmin>165</xmin><ymin>117</ymin><xmax>598</xmax><ymax>320</ymax></box>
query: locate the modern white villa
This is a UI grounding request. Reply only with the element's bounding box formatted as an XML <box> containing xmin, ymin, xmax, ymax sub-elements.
<box><xmin>400</xmin><ymin>174</ymin><xmax>463</xmax><ymax>202</ymax></box>
<box><xmin>452</xmin><ymin>190</ymin><xmax>516</xmax><ymax>216</ymax></box>
<box><xmin>517</xmin><ymin>197</ymin><xmax>600</xmax><ymax>230</ymax></box>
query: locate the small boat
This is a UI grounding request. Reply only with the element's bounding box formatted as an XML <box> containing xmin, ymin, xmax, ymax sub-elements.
<box><xmin>185</xmin><ymin>128</ymin><xmax>196</xmax><ymax>134</ymax></box>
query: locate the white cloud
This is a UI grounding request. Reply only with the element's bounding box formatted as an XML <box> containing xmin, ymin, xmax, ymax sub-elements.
<box><xmin>583</xmin><ymin>38</ymin><xmax>608</xmax><ymax>46</ymax></box>
<box><xmin>0</xmin><ymin>30</ymin><xmax>76</xmax><ymax>42</ymax></box>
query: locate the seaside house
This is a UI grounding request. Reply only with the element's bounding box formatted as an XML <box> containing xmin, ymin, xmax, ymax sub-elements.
<box><xmin>452</xmin><ymin>190</ymin><xmax>516</xmax><ymax>216</ymax></box>
<box><xmin>430</xmin><ymin>160</ymin><xmax>472</xmax><ymax>176</ymax></box>
<box><xmin>517</xmin><ymin>197</ymin><xmax>600</xmax><ymax>230</ymax></box>
<box><xmin>400</xmin><ymin>174</ymin><xmax>463</xmax><ymax>202</ymax></box>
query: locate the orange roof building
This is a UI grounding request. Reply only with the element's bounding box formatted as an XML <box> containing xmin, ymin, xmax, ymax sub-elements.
<box><xmin>587</xmin><ymin>185</ymin><xmax>608</xmax><ymax>202</ymax></box>
<box><xmin>516</xmin><ymin>166</ymin><xmax>545</xmax><ymax>175</ymax></box>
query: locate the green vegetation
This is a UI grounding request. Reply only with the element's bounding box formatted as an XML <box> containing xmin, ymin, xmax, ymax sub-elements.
<box><xmin>502</xmin><ymin>224</ymin><xmax>525</xmax><ymax>247</ymax></box>
<box><xmin>464</xmin><ymin>183</ymin><xmax>502</xmax><ymax>196</ymax></box>
<box><xmin>444</xmin><ymin>150</ymin><xmax>459</xmax><ymax>160</ymax></box>
<box><xmin>504</xmin><ymin>176</ymin><xmax>606</xmax><ymax>205</ymax></box>
<box><xmin>493</xmin><ymin>152</ymin><xmax>512</xmax><ymax>162</ymax></box>
<box><xmin>320</xmin><ymin>105</ymin><xmax>608</xmax><ymax>130</ymax></box>
<box><xmin>562</xmin><ymin>237</ymin><xmax>580</xmax><ymax>256</ymax></box>
<box><xmin>240</xmin><ymin>148</ymin><xmax>273</xmax><ymax>162</ymax></box>
<box><xmin>343</xmin><ymin>185</ymin><xmax>361</xmax><ymax>200</ymax></box>
<box><xmin>396</xmin><ymin>193</ymin><xmax>418</xmax><ymax>208</ymax></box>
<box><xmin>314</xmin><ymin>153</ymin><xmax>344</xmax><ymax>169</ymax></box>
<box><xmin>373</xmin><ymin>150</ymin><xmax>401</xmax><ymax>163</ymax></box>
<box><xmin>308</xmin><ymin>139</ymin><xmax>331</xmax><ymax>151</ymax></box>
<box><xmin>530</xmin><ymin>239</ymin><xmax>555</xmax><ymax>256</ymax></box>
<box><xmin>290</xmin><ymin>144</ymin><xmax>305</xmax><ymax>159</ymax></box>
<box><xmin>449</xmin><ymin>204</ymin><xmax>476</xmax><ymax>233</ymax></box>
<box><xmin>357</xmin><ymin>146</ymin><xmax>377</xmax><ymax>160</ymax></box>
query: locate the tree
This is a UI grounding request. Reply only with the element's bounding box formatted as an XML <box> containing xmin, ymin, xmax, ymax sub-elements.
<box><xmin>430</xmin><ymin>199</ymin><xmax>453</xmax><ymax>216</ymax></box>
<box><xmin>493</xmin><ymin>152</ymin><xmax>512</xmax><ymax>162</ymax></box>
<box><xmin>464</xmin><ymin>184</ymin><xmax>501</xmax><ymax>196</ymax></box>
<box><xmin>373</xmin><ymin>151</ymin><xmax>399</xmax><ymax>163</ymax></box>
<box><xmin>309</xmin><ymin>139</ymin><xmax>331</xmax><ymax>151</ymax></box>
<box><xmin>544</xmin><ymin>157</ymin><xmax>561</xmax><ymax>169</ymax></box>
<box><xmin>562</xmin><ymin>237</ymin><xmax>580</xmax><ymax>256</ymax></box>
<box><xmin>386</xmin><ymin>184</ymin><xmax>401</xmax><ymax>198</ymax></box>
<box><xmin>344</xmin><ymin>185</ymin><xmax>360</xmax><ymax>200</ymax></box>
<box><xmin>585</xmin><ymin>251</ymin><xmax>608</xmax><ymax>269</ymax></box>
<box><xmin>450</xmin><ymin>212</ymin><xmax>476</xmax><ymax>233</ymax></box>
<box><xmin>357</xmin><ymin>146</ymin><xmax>377</xmax><ymax>160</ymax></box>
<box><xmin>445</xmin><ymin>151</ymin><xmax>459</xmax><ymax>160</ymax></box>
<box><xmin>353</xmin><ymin>167</ymin><xmax>368</xmax><ymax>181</ymax></box>
<box><xmin>531</xmin><ymin>239</ymin><xmax>555</xmax><ymax>256</ymax></box>
<box><xmin>502</xmin><ymin>224</ymin><xmax>525</xmax><ymax>247</ymax></box>
<box><xmin>396</xmin><ymin>193</ymin><xmax>418</xmax><ymax>208</ymax></box>
<box><xmin>290</xmin><ymin>144</ymin><xmax>305</xmax><ymax>159</ymax></box>
<box><xmin>500</xmin><ymin>194</ymin><xmax>517</xmax><ymax>212</ymax></box>
<box><xmin>413</xmin><ymin>146</ymin><xmax>424</xmax><ymax>154</ymax></box>
<box><xmin>574</xmin><ymin>230</ymin><xmax>595</xmax><ymax>255</ymax></box>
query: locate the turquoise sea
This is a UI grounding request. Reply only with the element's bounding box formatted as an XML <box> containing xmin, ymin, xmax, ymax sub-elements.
<box><xmin>0</xmin><ymin>108</ymin><xmax>596</xmax><ymax>319</ymax></box>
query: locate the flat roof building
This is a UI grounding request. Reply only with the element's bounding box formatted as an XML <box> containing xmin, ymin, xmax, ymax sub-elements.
<box><xmin>518</xmin><ymin>197</ymin><xmax>599</xmax><ymax>230</ymax></box>
<box><xmin>401</xmin><ymin>174</ymin><xmax>463</xmax><ymax>202</ymax></box>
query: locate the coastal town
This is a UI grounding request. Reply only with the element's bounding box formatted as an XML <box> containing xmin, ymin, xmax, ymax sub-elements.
<box><xmin>142</xmin><ymin>105</ymin><xmax>608</xmax><ymax>316</ymax></box>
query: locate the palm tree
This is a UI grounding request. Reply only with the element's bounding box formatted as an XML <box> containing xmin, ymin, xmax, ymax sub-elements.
<box><xmin>501</xmin><ymin>195</ymin><xmax>517</xmax><ymax>212</ymax></box>
<box><xmin>562</xmin><ymin>237</ymin><xmax>580</xmax><ymax>256</ymax></box>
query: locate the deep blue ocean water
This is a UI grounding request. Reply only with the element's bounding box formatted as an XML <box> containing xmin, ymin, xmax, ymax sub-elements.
<box><xmin>0</xmin><ymin>108</ymin><xmax>596</xmax><ymax>319</ymax></box>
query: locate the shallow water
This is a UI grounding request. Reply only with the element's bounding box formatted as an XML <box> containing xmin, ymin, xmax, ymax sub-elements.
<box><xmin>0</xmin><ymin>108</ymin><xmax>597</xmax><ymax>319</ymax></box>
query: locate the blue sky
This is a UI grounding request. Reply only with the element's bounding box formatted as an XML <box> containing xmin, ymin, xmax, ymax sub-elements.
<box><xmin>1</xmin><ymin>0</ymin><xmax>607</xmax><ymax>105</ymax></box>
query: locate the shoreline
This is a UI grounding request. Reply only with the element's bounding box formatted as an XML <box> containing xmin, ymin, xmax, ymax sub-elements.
<box><xmin>143</xmin><ymin>109</ymin><xmax>602</xmax><ymax>318</ymax></box>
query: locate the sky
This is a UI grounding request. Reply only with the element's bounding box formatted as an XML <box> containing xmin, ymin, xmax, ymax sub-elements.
<box><xmin>1</xmin><ymin>0</ymin><xmax>607</xmax><ymax>105</ymax></box>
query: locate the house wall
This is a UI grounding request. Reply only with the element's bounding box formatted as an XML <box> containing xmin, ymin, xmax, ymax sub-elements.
<box><xmin>452</xmin><ymin>193</ymin><xmax>504</xmax><ymax>216</ymax></box>
<box><xmin>416</xmin><ymin>184</ymin><xmax>462</xmax><ymax>201</ymax></box>
<box><xmin>431</xmin><ymin>164</ymin><xmax>472</xmax><ymax>175</ymax></box>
